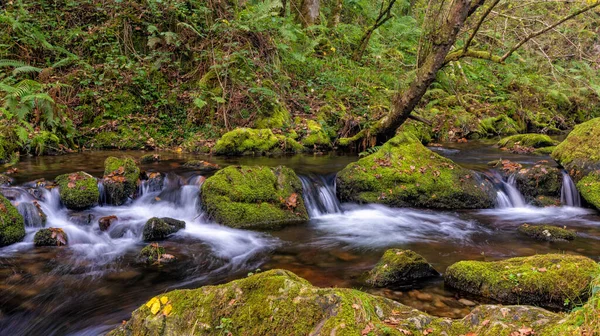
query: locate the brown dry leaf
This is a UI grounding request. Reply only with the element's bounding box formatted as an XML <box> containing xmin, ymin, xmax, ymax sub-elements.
<box><xmin>0</xmin><ymin>203</ymin><xmax>6</xmax><ymax>212</ymax></box>
<box><xmin>117</xmin><ymin>166</ymin><xmax>125</xmax><ymax>174</ymax></box>
<box><xmin>423</xmin><ymin>328</ymin><xmax>434</xmax><ymax>335</ymax></box>
<box><xmin>361</xmin><ymin>323</ymin><xmax>374</xmax><ymax>335</ymax></box>
<box><xmin>67</xmin><ymin>182</ymin><xmax>76</xmax><ymax>188</ymax></box>
<box><xmin>482</xmin><ymin>320</ymin><xmax>490</xmax><ymax>326</ymax></box>
<box><xmin>352</xmin><ymin>303</ymin><xmax>360</xmax><ymax>310</ymax></box>
<box><xmin>398</xmin><ymin>329</ymin><xmax>412</xmax><ymax>335</ymax></box>
<box><xmin>465</xmin><ymin>332</ymin><xmax>478</xmax><ymax>336</ymax></box>
<box><xmin>537</xmin><ymin>268</ymin><xmax>547</xmax><ymax>273</ymax></box>
<box><xmin>286</xmin><ymin>193</ymin><xmax>298</xmax><ymax>209</ymax></box>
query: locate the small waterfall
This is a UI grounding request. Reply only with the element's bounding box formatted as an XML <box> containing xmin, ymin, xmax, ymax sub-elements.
<box><xmin>494</xmin><ymin>174</ymin><xmax>527</xmax><ymax>208</ymax></box>
<box><xmin>17</xmin><ymin>202</ymin><xmax>45</xmax><ymax>228</ymax></box>
<box><xmin>561</xmin><ymin>171</ymin><xmax>581</xmax><ymax>207</ymax></box>
<box><xmin>299</xmin><ymin>174</ymin><xmax>341</xmax><ymax>217</ymax></box>
<box><xmin>97</xmin><ymin>181</ymin><xmax>106</xmax><ymax>206</ymax></box>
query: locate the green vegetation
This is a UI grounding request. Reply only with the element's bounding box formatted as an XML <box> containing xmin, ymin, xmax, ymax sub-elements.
<box><xmin>110</xmin><ymin>268</ymin><xmax>565</xmax><ymax>336</ymax></box>
<box><xmin>552</xmin><ymin>118</ymin><xmax>600</xmax><ymax>177</ymax></box>
<box><xmin>0</xmin><ymin>0</ymin><xmax>597</xmax><ymax>158</ymax></box>
<box><xmin>444</xmin><ymin>254</ymin><xmax>599</xmax><ymax>310</ymax></box>
<box><xmin>578</xmin><ymin>172</ymin><xmax>600</xmax><ymax>211</ymax></box>
<box><xmin>366</xmin><ymin>249</ymin><xmax>438</xmax><ymax>287</ymax></box>
<box><xmin>498</xmin><ymin>134</ymin><xmax>557</xmax><ymax>152</ymax></box>
<box><xmin>201</xmin><ymin>165</ymin><xmax>308</xmax><ymax>229</ymax></box>
<box><xmin>102</xmin><ymin>156</ymin><xmax>140</xmax><ymax>205</ymax></box>
<box><xmin>336</xmin><ymin>132</ymin><xmax>495</xmax><ymax>209</ymax></box>
<box><xmin>518</xmin><ymin>224</ymin><xmax>577</xmax><ymax>242</ymax></box>
<box><xmin>213</xmin><ymin>128</ymin><xmax>302</xmax><ymax>155</ymax></box>
<box><xmin>55</xmin><ymin>171</ymin><xmax>99</xmax><ymax>210</ymax></box>
<box><xmin>0</xmin><ymin>194</ymin><xmax>25</xmax><ymax>246</ymax></box>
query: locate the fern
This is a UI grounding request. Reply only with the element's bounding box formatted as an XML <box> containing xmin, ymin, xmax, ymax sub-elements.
<box><xmin>359</xmin><ymin>145</ymin><xmax>382</xmax><ymax>157</ymax></box>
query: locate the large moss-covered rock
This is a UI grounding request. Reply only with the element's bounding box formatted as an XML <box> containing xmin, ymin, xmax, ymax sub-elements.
<box><xmin>552</xmin><ymin>118</ymin><xmax>600</xmax><ymax>178</ymax></box>
<box><xmin>366</xmin><ymin>249</ymin><xmax>439</xmax><ymax>287</ymax></box>
<box><xmin>444</xmin><ymin>254</ymin><xmax>598</xmax><ymax>310</ymax></box>
<box><xmin>0</xmin><ymin>194</ymin><xmax>25</xmax><ymax>246</ymax></box>
<box><xmin>102</xmin><ymin>157</ymin><xmax>140</xmax><ymax>205</ymax></box>
<box><xmin>213</xmin><ymin>128</ymin><xmax>302</xmax><ymax>156</ymax></box>
<box><xmin>336</xmin><ymin>133</ymin><xmax>495</xmax><ymax>209</ymax></box>
<box><xmin>514</xmin><ymin>164</ymin><xmax>562</xmax><ymax>206</ymax></box>
<box><xmin>498</xmin><ymin>134</ymin><xmax>557</xmax><ymax>151</ymax></box>
<box><xmin>301</xmin><ymin>120</ymin><xmax>332</xmax><ymax>149</ymax></box>
<box><xmin>518</xmin><ymin>224</ymin><xmax>576</xmax><ymax>242</ymax></box>
<box><xmin>201</xmin><ymin>166</ymin><xmax>309</xmax><ymax>229</ymax></box>
<box><xmin>110</xmin><ymin>269</ymin><xmax>562</xmax><ymax>336</ymax></box>
<box><xmin>55</xmin><ymin>172</ymin><xmax>99</xmax><ymax>210</ymax></box>
<box><xmin>578</xmin><ymin>171</ymin><xmax>600</xmax><ymax>210</ymax></box>
<box><xmin>142</xmin><ymin>217</ymin><xmax>185</xmax><ymax>241</ymax></box>
<box><xmin>33</xmin><ymin>228</ymin><xmax>68</xmax><ymax>246</ymax></box>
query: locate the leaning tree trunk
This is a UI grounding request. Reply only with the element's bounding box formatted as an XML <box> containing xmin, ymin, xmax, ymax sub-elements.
<box><xmin>298</xmin><ymin>0</ymin><xmax>320</xmax><ymax>27</ymax></box>
<box><xmin>373</xmin><ymin>0</ymin><xmax>485</xmax><ymax>142</ymax></box>
<box><xmin>328</xmin><ymin>0</ymin><xmax>343</xmax><ymax>27</ymax></box>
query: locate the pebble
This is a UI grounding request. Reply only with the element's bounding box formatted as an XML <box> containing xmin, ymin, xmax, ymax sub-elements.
<box><xmin>458</xmin><ymin>298</ymin><xmax>476</xmax><ymax>306</ymax></box>
<box><xmin>416</xmin><ymin>292</ymin><xmax>434</xmax><ymax>302</ymax></box>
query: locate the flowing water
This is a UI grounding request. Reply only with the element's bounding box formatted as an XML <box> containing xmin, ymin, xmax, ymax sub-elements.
<box><xmin>1</xmin><ymin>145</ymin><xmax>600</xmax><ymax>335</ymax></box>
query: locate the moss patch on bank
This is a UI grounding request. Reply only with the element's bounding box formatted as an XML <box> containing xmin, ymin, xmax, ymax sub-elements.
<box><xmin>444</xmin><ymin>254</ymin><xmax>598</xmax><ymax>310</ymax></box>
<box><xmin>336</xmin><ymin>132</ymin><xmax>495</xmax><ymax>209</ymax></box>
<box><xmin>213</xmin><ymin>128</ymin><xmax>303</xmax><ymax>156</ymax></box>
<box><xmin>201</xmin><ymin>166</ymin><xmax>308</xmax><ymax>229</ymax></box>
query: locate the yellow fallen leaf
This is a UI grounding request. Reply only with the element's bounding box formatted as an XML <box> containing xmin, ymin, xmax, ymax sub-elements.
<box><xmin>163</xmin><ymin>304</ymin><xmax>172</xmax><ymax>316</ymax></box>
<box><xmin>151</xmin><ymin>301</ymin><xmax>161</xmax><ymax>315</ymax></box>
<box><xmin>146</xmin><ymin>297</ymin><xmax>158</xmax><ymax>308</ymax></box>
<box><xmin>160</xmin><ymin>296</ymin><xmax>169</xmax><ymax>304</ymax></box>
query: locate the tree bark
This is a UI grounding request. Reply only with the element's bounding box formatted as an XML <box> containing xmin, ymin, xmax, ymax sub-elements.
<box><xmin>328</xmin><ymin>0</ymin><xmax>343</xmax><ymax>28</ymax></box>
<box><xmin>298</xmin><ymin>0</ymin><xmax>320</xmax><ymax>27</ymax></box>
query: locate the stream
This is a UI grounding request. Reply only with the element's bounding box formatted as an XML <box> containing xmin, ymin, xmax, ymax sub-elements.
<box><xmin>1</xmin><ymin>142</ymin><xmax>600</xmax><ymax>335</ymax></box>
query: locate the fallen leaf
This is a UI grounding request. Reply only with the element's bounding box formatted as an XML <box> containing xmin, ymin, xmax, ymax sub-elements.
<box><xmin>146</xmin><ymin>297</ymin><xmax>159</xmax><ymax>308</ymax></box>
<box><xmin>160</xmin><ymin>296</ymin><xmax>169</xmax><ymax>304</ymax></box>
<box><xmin>162</xmin><ymin>304</ymin><xmax>172</xmax><ymax>316</ymax></box>
<box><xmin>150</xmin><ymin>300</ymin><xmax>161</xmax><ymax>315</ymax></box>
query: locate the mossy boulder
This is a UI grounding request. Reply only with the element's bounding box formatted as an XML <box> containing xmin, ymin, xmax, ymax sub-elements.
<box><xmin>336</xmin><ymin>133</ymin><xmax>495</xmax><ymax>209</ymax></box>
<box><xmin>142</xmin><ymin>217</ymin><xmax>185</xmax><ymax>241</ymax></box>
<box><xmin>518</xmin><ymin>224</ymin><xmax>576</xmax><ymax>242</ymax></box>
<box><xmin>201</xmin><ymin>165</ymin><xmax>309</xmax><ymax>229</ymax></box>
<box><xmin>514</xmin><ymin>164</ymin><xmax>562</xmax><ymax>206</ymax></box>
<box><xmin>213</xmin><ymin>128</ymin><xmax>302</xmax><ymax>156</ymax></box>
<box><xmin>137</xmin><ymin>243</ymin><xmax>175</xmax><ymax>264</ymax></box>
<box><xmin>577</xmin><ymin>172</ymin><xmax>600</xmax><ymax>210</ymax></box>
<box><xmin>102</xmin><ymin>157</ymin><xmax>140</xmax><ymax>205</ymax></box>
<box><xmin>0</xmin><ymin>194</ymin><xmax>25</xmax><ymax>246</ymax></box>
<box><xmin>301</xmin><ymin>120</ymin><xmax>332</xmax><ymax>149</ymax></box>
<box><xmin>498</xmin><ymin>134</ymin><xmax>557</xmax><ymax>150</ymax></box>
<box><xmin>552</xmin><ymin>118</ymin><xmax>600</xmax><ymax>178</ymax></box>
<box><xmin>140</xmin><ymin>154</ymin><xmax>160</xmax><ymax>164</ymax></box>
<box><xmin>366</xmin><ymin>249</ymin><xmax>439</xmax><ymax>287</ymax></box>
<box><xmin>33</xmin><ymin>228</ymin><xmax>68</xmax><ymax>246</ymax></box>
<box><xmin>444</xmin><ymin>254</ymin><xmax>599</xmax><ymax>310</ymax></box>
<box><xmin>110</xmin><ymin>269</ymin><xmax>562</xmax><ymax>336</ymax></box>
<box><xmin>55</xmin><ymin>172</ymin><xmax>99</xmax><ymax>210</ymax></box>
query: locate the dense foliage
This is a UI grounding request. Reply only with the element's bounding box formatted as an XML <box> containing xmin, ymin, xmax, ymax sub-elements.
<box><xmin>1</xmin><ymin>0</ymin><xmax>599</xmax><ymax>160</ymax></box>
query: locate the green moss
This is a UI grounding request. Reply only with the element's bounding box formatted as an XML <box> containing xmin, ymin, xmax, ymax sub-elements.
<box><xmin>255</xmin><ymin>104</ymin><xmax>291</xmax><ymax>129</ymax></box>
<box><xmin>577</xmin><ymin>171</ymin><xmax>600</xmax><ymax>211</ymax></box>
<box><xmin>201</xmin><ymin>166</ymin><xmax>308</xmax><ymax>229</ymax></box>
<box><xmin>0</xmin><ymin>194</ymin><xmax>25</xmax><ymax>246</ymax></box>
<box><xmin>140</xmin><ymin>154</ymin><xmax>160</xmax><ymax>164</ymax></box>
<box><xmin>336</xmin><ymin>132</ymin><xmax>495</xmax><ymax>209</ymax></box>
<box><xmin>110</xmin><ymin>269</ymin><xmax>562</xmax><ymax>336</ymax></box>
<box><xmin>142</xmin><ymin>217</ymin><xmax>185</xmax><ymax>241</ymax></box>
<box><xmin>552</xmin><ymin>118</ymin><xmax>600</xmax><ymax>177</ymax></box>
<box><xmin>498</xmin><ymin>134</ymin><xmax>557</xmax><ymax>149</ymax></box>
<box><xmin>33</xmin><ymin>228</ymin><xmax>68</xmax><ymax>246</ymax></box>
<box><xmin>399</xmin><ymin>121</ymin><xmax>433</xmax><ymax>144</ymax></box>
<box><xmin>445</xmin><ymin>254</ymin><xmax>599</xmax><ymax>310</ymax></box>
<box><xmin>533</xmin><ymin>146</ymin><xmax>556</xmax><ymax>155</ymax></box>
<box><xmin>366</xmin><ymin>249</ymin><xmax>438</xmax><ymax>287</ymax></box>
<box><xmin>138</xmin><ymin>243</ymin><xmax>166</xmax><ymax>263</ymax></box>
<box><xmin>103</xmin><ymin>157</ymin><xmax>140</xmax><ymax>205</ymax></box>
<box><xmin>477</xmin><ymin>115</ymin><xmax>523</xmax><ymax>136</ymax></box>
<box><xmin>518</xmin><ymin>224</ymin><xmax>576</xmax><ymax>242</ymax></box>
<box><xmin>55</xmin><ymin>172</ymin><xmax>99</xmax><ymax>210</ymax></box>
<box><xmin>213</xmin><ymin>128</ymin><xmax>301</xmax><ymax>156</ymax></box>
<box><xmin>301</xmin><ymin>120</ymin><xmax>332</xmax><ymax>148</ymax></box>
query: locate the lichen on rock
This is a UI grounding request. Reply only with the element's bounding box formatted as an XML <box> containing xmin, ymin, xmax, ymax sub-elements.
<box><xmin>55</xmin><ymin>171</ymin><xmax>99</xmax><ymax>210</ymax></box>
<box><xmin>0</xmin><ymin>194</ymin><xmax>25</xmax><ymax>246</ymax></box>
<box><xmin>444</xmin><ymin>254</ymin><xmax>598</xmax><ymax>310</ymax></box>
<box><xmin>366</xmin><ymin>249</ymin><xmax>439</xmax><ymax>287</ymax></box>
<box><xmin>201</xmin><ymin>165</ymin><xmax>308</xmax><ymax>229</ymax></box>
<box><xmin>336</xmin><ymin>132</ymin><xmax>495</xmax><ymax>209</ymax></box>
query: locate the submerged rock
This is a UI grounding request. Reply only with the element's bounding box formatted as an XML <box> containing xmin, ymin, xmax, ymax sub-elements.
<box><xmin>140</xmin><ymin>154</ymin><xmax>160</xmax><ymax>164</ymax></box>
<box><xmin>498</xmin><ymin>134</ymin><xmax>557</xmax><ymax>153</ymax></box>
<box><xmin>99</xmin><ymin>215</ymin><xmax>118</xmax><ymax>231</ymax></box>
<box><xmin>34</xmin><ymin>228</ymin><xmax>68</xmax><ymax>246</ymax></box>
<box><xmin>518</xmin><ymin>224</ymin><xmax>576</xmax><ymax>242</ymax></box>
<box><xmin>55</xmin><ymin>171</ymin><xmax>99</xmax><ymax>210</ymax></box>
<box><xmin>110</xmin><ymin>269</ymin><xmax>562</xmax><ymax>336</ymax></box>
<box><xmin>201</xmin><ymin>165</ymin><xmax>309</xmax><ymax>229</ymax></box>
<box><xmin>336</xmin><ymin>133</ymin><xmax>495</xmax><ymax>209</ymax></box>
<box><xmin>69</xmin><ymin>212</ymin><xmax>95</xmax><ymax>226</ymax></box>
<box><xmin>212</xmin><ymin>128</ymin><xmax>303</xmax><ymax>156</ymax></box>
<box><xmin>142</xmin><ymin>217</ymin><xmax>185</xmax><ymax>241</ymax></box>
<box><xmin>182</xmin><ymin>160</ymin><xmax>220</xmax><ymax>173</ymax></box>
<box><xmin>0</xmin><ymin>194</ymin><xmax>25</xmax><ymax>246</ymax></box>
<box><xmin>102</xmin><ymin>157</ymin><xmax>140</xmax><ymax>205</ymax></box>
<box><xmin>366</xmin><ymin>249</ymin><xmax>439</xmax><ymax>287</ymax></box>
<box><xmin>444</xmin><ymin>254</ymin><xmax>598</xmax><ymax>310</ymax></box>
<box><xmin>137</xmin><ymin>243</ymin><xmax>175</xmax><ymax>264</ymax></box>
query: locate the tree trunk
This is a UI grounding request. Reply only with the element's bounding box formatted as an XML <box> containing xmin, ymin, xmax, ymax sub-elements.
<box><xmin>328</xmin><ymin>0</ymin><xmax>342</xmax><ymax>27</ymax></box>
<box><xmin>280</xmin><ymin>0</ymin><xmax>287</xmax><ymax>17</ymax></box>
<box><xmin>374</xmin><ymin>0</ymin><xmax>484</xmax><ymax>142</ymax></box>
<box><xmin>298</xmin><ymin>0</ymin><xmax>320</xmax><ymax>27</ymax></box>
